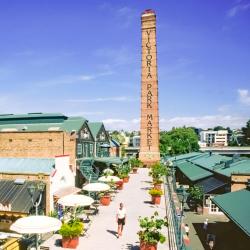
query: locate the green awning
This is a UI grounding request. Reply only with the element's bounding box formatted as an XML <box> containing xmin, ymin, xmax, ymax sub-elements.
<box><xmin>212</xmin><ymin>189</ymin><xmax>250</xmax><ymax>236</ymax></box>
<box><xmin>177</xmin><ymin>161</ymin><xmax>213</xmax><ymax>181</ymax></box>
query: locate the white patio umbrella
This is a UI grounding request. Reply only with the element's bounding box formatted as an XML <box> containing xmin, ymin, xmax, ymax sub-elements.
<box><xmin>10</xmin><ymin>215</ymin><xmax>62</xmax><ymax>250</ymax></box>
<box><xmin>98</xmin><ymin>175</ymin><xmax>121</xmax><ymax>183</ymax></box>
<box><xmin>82</xmin><ymin>182</ymin><xmax>110</xmax><ymax>192</ymax></box>
<box><xmin>58</xmin><ymin>194</ymin><xmax>94</xmax><ymax>207</ymax></box>
<box><xmin>10</xmin><ymin>215</ymin><xmax>61</xmax><ymax>234</ymax></box>
<box><xmin>103</xmin><ymin>168</ymin><xmax>114</xmax><ymax>175</ymax></box>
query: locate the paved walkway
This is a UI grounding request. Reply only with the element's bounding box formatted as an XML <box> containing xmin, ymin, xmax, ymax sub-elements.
<box><xmin>42</xmin><ymin>168</ymin><xmax>169</xmax><ymax>250</ymax></box>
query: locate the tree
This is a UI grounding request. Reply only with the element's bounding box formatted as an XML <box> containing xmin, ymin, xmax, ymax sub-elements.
<box><xmin>242</xmin><ymin>119</ymin><xmax>250</xmax><ymax>146</ymax></box>
<box><xmin>160</xmin><ymin>127</ymin><xmax>199</xmax><ymax>156</ymax></box>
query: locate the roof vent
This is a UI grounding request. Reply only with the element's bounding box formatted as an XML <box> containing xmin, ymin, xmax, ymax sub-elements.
<box><xmin>224</xmin><ymin>161</ymin><xmax>231</xmax><ymax>168</ymax></box>
<box><xmin>28</xmin><ymin>112</ymin><xmax>43</xmax><ymax>115</ymax></box>
<box><xmin>14</xmin><ymin>179</ymin><xmax>25</xmax><ymax>185</ymax></box>
<box><xmin>21</xmin><ymin>126</ymin><xmax>28</xmax><ymax>131</ymax></box>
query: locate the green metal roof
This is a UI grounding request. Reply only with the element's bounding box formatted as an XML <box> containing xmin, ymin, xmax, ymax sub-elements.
<box><xmin>0</xmin><ymin>113</ymin><xmax>86</xmax><ymax>133</ymax></box>
<box><xmin>0</xmin><ymin>158</ymin><xmax>55</xmax><ymax>174</ymax></box>
<box><xmin>177</xmin><ymin>161</ymin><xmax>213</xmax><ymax>181</ymax></box>
<box><xmin>212</xmin><ymin>189</ymin><xmax>250</xmax><ymax>236</ymax></box>
<box><xmin>190</xmin><ymin>154</ymin><xmax>232</xmax><ymax>170</ymax></box>
<box><xmin>88</xmin><ymin>122</ymin><xmax>103</xmax><ymax>138</ymax></box>
<box><xmin>167</xmin><ymin>152</ymin><xmax>203</xmax><ymax>162</ymax></box>
<box><xmin>215</xmin><ymin>160</ymin><xmax>250</xmax><ymax>177</ymax></box>
<box><xmin>0</xmin><ymin>113</ymin><xmax>66</xmax><ymax>124</ymax></box>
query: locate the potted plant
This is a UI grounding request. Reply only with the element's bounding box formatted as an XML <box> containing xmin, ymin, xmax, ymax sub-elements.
<box><xmin>148</xmin><ymin>189</ymin><xmax>163</xmax><ymax>205</ymax></box>
<box><xmin>117</xmin><ymin>164</ymin><xmax>131</xmax><ymax>183</ymax></box>
<box><xmin>129</xmin><ymin>158</ymin><xmax>143</xmax><ymax>173</ymax></box>
<box><xmin>138</xmin><ymin>211</ymin><xmax>168</xmax><ymax>250</ymax></box>
<box><xmin>59</xmin><ymin>219</ymin><xmax>84</xmax><ymax>249</ymax></box>
<box><xmin>115</xmin><ymin>180</ymin><xmax>124</xmax><ymax>190</ymax></box>
<box><xmin>188</xmin><ymin>185</ymin><xmax>204</xmax><ymax>214</ymax></box>
<box><xmin>99</xmin><ymin>191</ymin><xmax>111</xmax><ymax>206</ymax></box>
<box><xmin>149</xmin><ymin>163</ymin><xmax>168</xmax><ymax>189</ymax></box>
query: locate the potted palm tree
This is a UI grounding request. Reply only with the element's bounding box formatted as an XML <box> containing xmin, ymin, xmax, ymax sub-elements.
<box><xmin>148</xmin><ymin>189</ymin><xmax>163</xmax><ymax>205</ymax></box>
<box><xmin>59</xmin><ymin>219</ymin><xmax>84</xmax><ymax>248</ymax></box>
<box><xmin>138</xmin><ymin>211</ymin><xmax>168</xmax><ymax>250</ymax></box>
<box><xmin>117</xmin><ymin>164</ymin><xmax>131</xmax><ymax>183</ymax></box>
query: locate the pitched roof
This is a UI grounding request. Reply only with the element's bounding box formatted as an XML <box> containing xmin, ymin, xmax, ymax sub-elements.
<box><xmin>88</xmin><ymin>122</ymin><xmax>103</xmax><ymax>138</ymax></box>
<box><xmin>110</xmin><ymin>139</ymin><xmax>120</xmax><ymax>147</ymax></box>
<box><xmin>177</xmin><ymin>161</ymin><xmax>213</xmax><ymax>181</ymax></box>
<box><xmin>214</xmin><ymin>159</ymin><xmax>250</xmax><ymax>177</ymax></box>
<box><xmin>212</xmin><ymin>189</ymin><xmax>250</xmax><ymax>236</ymax></box>
<box><xmin>0</xmin><ymin>158</ymin><xmax>55</xmax><ymax>174</ymax></box>
<box><xmin>196</xmin><ymin>176</ymin><xmax>226</xmax><ymax>193</ymax></box>
<box><xmin>167</xmin><ymin>152</ymin><xmax>203</xmax><ymax>162</ymax></box>
<box><xmin>0</xmin><ymin>113</ymin><xmax>86</xmax><ymax>133</ymax></box>
<box><xmin>190</xmin><ymin>154</ymin><xmax>232</xmax><ymax>170</ymax></box>
<box><xmin>0</xmin><ymin>179</ymin><xmax>40</xmax><ymax>213</ymax></box>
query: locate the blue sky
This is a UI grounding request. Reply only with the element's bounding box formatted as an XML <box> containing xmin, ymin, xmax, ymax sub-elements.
<box><xmin>0</xmin><ymin>0</ymin><xmax>249</xmax><ymax>130</ymax></box>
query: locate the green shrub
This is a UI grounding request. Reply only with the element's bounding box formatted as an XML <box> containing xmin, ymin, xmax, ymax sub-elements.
<box><xmin>59</xmin><ymin>219</ymin><xmax>84</xmax><ymax>238</ymax></box>
<box><xmin>149</xmin><ymin>163</ymin><xmax>169</xmax><ymax>182</ymax></box>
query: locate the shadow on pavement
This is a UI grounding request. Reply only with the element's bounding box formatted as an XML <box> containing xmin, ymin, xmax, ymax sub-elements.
<box><xmin>193</xmin><ymin>221</ymin><xmax>250</xmax><ymax>250</ymax></box>
<box><xmin>126</xmin><ymin>243</ymin><xmax>140</xmax><ymax>250</ymax></box>
<box><xmin>106</xmin><ymin>229</ymin><xmax>117</xmax><ymax>237</ymax></box>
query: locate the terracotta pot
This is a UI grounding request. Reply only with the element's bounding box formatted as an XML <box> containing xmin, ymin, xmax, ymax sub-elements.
<box><xmin>151</xmin><ymin>195</ymin><xmax>161</xmax><ymax>205</ymax></box>
<box><xmin>100</xmin><ymin>195</ymin><xmax>111</xmax><ymax>206</ymax></box>
<box><xmin>116</xmin><ymin>181</ymin><xmax>124</xmax><ymax>190</ymax></box>
<box><xmin>62</xmin><ymin>237</ymin><xmax>79</xmax><ymax>248</ymax></box>
<box><xmin>123</xmin><ymin>176</ymin><xmax>129</xmax><ymax>183</ymax></box>
<box><xmin>153</xmin><ymin>183</ymin><xmax>161</xmax><ymax>190</ymax></box>
<box><xmin>132</xmin><ymin>168</ymin><xmax>138</xmax><ymax>174</ymax></box>
<box><xmin>140</xmin><ymin>241</ymin><xmax>157</xmax><ymax>250</ymax></box>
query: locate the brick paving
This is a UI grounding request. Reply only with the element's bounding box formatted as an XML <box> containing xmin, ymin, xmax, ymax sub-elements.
<box><xmin>42</xmin><ymin>168</ymin><xmax>169</xmax><ymax>250</ymax></box>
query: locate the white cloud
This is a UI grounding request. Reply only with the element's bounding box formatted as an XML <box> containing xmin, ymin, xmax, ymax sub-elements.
<box><xmin>36</xmin><ymin>74</ymin><xmax>94</xmax><ymax>87</ymax></box>
<box><xmin>227</xmin><ymin>2</ymin><xmax>250</xmax><ymax>17</ymax></box>
<box><xmin>238</xmin><ymin>89</ymin><xmax>250</xmax><ymax>105</ymax></box>
<box><xmin>102</xmin><ymin>115</ymin><xmax>248</xmax><ymax>131</ymax></box>
<box><xmin>67</xmin><ymin>96</ymin><xmax>137</xmax><ymax>103</ymax></box>
<box><xmin>160</xmin><ymin>115</ymin><xmax>247</xmax><ymax>130</ymax></box>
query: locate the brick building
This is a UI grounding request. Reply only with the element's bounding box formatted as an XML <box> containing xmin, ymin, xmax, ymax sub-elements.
<box><xmin>0</xmin><ymin>113</ymin><xmax>96</xmax><ymax>172</ymax></box>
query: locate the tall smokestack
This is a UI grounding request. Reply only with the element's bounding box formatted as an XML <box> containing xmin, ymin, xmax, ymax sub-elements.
<box><xmin>139</xmin><ymin>9</ymin><xmax>160</xmax><ymax>166</ymax></box>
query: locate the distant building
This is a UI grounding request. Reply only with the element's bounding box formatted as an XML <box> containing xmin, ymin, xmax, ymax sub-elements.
<box><xmin>200</xmin><ymin>130</ymin><xmax>228</xmax><ymax>147</ymax></box>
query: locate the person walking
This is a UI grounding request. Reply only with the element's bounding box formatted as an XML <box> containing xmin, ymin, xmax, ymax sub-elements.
<box><xmin>184</xmin><ymin>224</ymin><xmax>190</xmax><ymax>237</ymax></box>
<box><xmin>203</xmin><ymin>218</ymin><xmax>208</xmax><ymax>231</ymax></box>
<box><xmin>116</xmin><ymin>202</ymin><xmax>126</xmax><ymax>238</ymax></box>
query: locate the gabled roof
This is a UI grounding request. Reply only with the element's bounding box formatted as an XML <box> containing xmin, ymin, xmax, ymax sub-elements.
<box><xmin>177</xmin><ymin>161</ymin><xmax>213</xmax><ymax>181</ymax></box>
<box><xmin>212</xmin><ymin>189</ymin><xmax>250</xmax><ymax>236</ymax></box>
<box><xmin>88</xmin><ymin>122</ymin><xmax>103</xmax><ymax>138</ymax></box>
<box><xmin>215</xmin><ymin>160</ymin><xmax>250</xmax><ymax>177</ymax></box>
<box><xmin>0</xmin><ymin>158</ymin><xmax>55</xmax><ymax>174</ymax></box>
<box><xmin>190</xmin><ymin>154</ymin><xmax>232</xmax><ymax>170</ymax></box>
<box><xmin>110</xmin><ymin>139</ymin><xmax>120</xmax><ymax>147</ymax></box>
<box><xmin>0</xmin><ymin>113</ymin><xmax>86</xmax><ymax>133</ymax></box>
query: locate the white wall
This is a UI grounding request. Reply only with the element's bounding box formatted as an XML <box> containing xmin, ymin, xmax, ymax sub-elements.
<box><xmin>49</xmin><ymin>155</ymin><xmax>75</xmax><ymax>210</ymax></box>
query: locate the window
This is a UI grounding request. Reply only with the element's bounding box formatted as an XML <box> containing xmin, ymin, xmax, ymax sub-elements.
<box><xmin>9</xmin><ymin>139</ymin><xmax>12</xmax><ymax>142</ymax></box>
<box><xmin>49</xmin><ymin>139</ymin><xmax>53</xmax><ymax>142</ymax></box>
<box><xmin>90</xmin><ymin>144</ymin><xmax>93</xmax><ymax>156</ymax></box>
<box><xmin>28</xmin><ymin>139</ymin><xmax>32</xmax><ymax>142</ymax></box>
<box><xmin>77</xmin><ymin>144</ymin><xmax>82</xmax><ymax>155</ymax></box>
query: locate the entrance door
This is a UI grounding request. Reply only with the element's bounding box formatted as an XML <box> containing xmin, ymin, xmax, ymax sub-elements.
<box><xmin>208</xmin><ymin>196</ymin><xmax>223</xmax><ymax>215</ymax></box>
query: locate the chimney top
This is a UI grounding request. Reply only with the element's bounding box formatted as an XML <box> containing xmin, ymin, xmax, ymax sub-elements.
<box><xmin>142</xmin><ymin>9</ymin><xmax>155</xmax><ymax>15</ymax></box>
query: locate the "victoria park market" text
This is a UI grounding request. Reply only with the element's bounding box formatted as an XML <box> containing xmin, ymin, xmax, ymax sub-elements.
<box><xmin>145</xmin><ymin>29</ymin><xmax>153</xmax><ymax>151</ymax></box>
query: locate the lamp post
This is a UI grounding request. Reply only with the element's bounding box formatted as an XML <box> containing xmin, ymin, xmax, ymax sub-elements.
<box><xmin>177</xmin><ymin>185</ymin><xmax>188</xmax><ymax>249</ymax></box>
<box><xmin>28</xmin><ymin>181</ymin><xmax>46</xmax><ymax>250</ymax></box>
